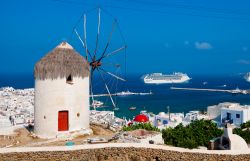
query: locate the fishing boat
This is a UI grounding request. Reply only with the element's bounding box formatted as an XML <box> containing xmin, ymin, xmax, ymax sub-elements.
<box><xmin>129</xmin><ymin>107</ymin><xmax>136</xmax><ymax>110</ymax></box>
<box><xmin>91</xmin><ymin>100</ymin><xmax>104</xmax><ymax>108</ymax></box>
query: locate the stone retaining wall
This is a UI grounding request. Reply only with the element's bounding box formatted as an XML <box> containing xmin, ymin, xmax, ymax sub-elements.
<box><xmin>1</xmin><ymin>147</ymin><xmax>250</xmax><ymax>161</ymax></box>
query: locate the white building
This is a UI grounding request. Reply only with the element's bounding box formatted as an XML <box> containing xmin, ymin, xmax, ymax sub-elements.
<box><xmin>152</xmin><ymin>112</ymin><xmax>184</xmax><ymax>129</ymax></box>
<box><xmin>182</xmin><ymin>111</ymin><xmax>208</xmax><ymax>124</ymax></box>
<box><xmin>207</xmin><ymin>102</ymin><xmax>237</xmax><ymax>121</ymax></box>
<box><xmin>34</xmin><ymin>42</ymin><xmax>91</xmax><ymax>138</ymax></box>
<box><xmin>220</xmin><ymin>102</ymin><xmax>250</xmax><ymax>127</ymax></box>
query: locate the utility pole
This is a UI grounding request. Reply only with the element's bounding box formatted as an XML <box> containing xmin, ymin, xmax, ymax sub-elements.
<box><xmin>167</xmin><ymin>106</ymin><xmax>170</xmax><ymax>119</ymax></box>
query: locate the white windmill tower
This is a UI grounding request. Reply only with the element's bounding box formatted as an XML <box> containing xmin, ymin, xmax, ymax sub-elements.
<box><xmin>34</xmin><ymin>42</ymin><xmax>91</xmax><ymax>138</ymax></box>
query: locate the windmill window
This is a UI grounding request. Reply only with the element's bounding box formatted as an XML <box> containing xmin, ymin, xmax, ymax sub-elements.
<box><xmin>66</xmin><ymin>75</ymin><xmax>73</xmax><ymax>84</ymax></box>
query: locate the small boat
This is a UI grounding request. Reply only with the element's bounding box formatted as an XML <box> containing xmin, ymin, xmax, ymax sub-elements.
<box><xmin>91</xmin><ymin>100</ymin><xmax>104</xmax><ymax>108</ymax></box>
<box><xmin>203</xmin><ymin>82</ymin><xmax>208</xmax><ymax>85</ymax></box>
<box><xmin>113</xmin><ymin>107</ymin><xmax>119</xmax><ymax>111</ymax></box>
<box><xmin>116</xmin><ymin>90</ymin><xmax>136</xmax><ymax>96</ymax></box>
<box><xmin>129</xmin><ymin>107</ymin><xmax>136</xmax><ymax>110</ymax></box>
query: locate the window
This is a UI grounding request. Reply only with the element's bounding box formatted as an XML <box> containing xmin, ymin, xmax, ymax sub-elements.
<box><xmin>66</xmin><ymin>75</ymin><xmax>73</xmax><ymax>84</ymax></box>
<box><xmin>236</xmin><ymin>114</ymin><xmax>240</xmax><ymax>118</ymax></box>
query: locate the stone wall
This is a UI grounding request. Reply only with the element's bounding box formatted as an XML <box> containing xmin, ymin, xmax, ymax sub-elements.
<box><xmin>1</xmin><ymin>147</ymin><xmax>250</xmax><ymax>161</ymax></box>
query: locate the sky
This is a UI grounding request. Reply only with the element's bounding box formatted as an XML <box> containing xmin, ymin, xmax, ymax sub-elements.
<box><xmin>1</xmin><ymin>0</ymin><xmax>250</xmax><ymax>75</ymax></box>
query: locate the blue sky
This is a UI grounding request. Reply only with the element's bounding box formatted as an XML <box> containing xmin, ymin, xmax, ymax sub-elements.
<box><xmin>1</xmin><ymin>0</ymin><xmax>250</xmax><ymax>75</ymax></box>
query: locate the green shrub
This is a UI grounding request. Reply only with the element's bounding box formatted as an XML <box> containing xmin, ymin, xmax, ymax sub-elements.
<box><xmin>122</xmin><ymin>122</ymin><xmax>160</xmax><ymax>132</ymax></box>
<box><xmin>233</xmin><ymin>120</ymin><xmax>250</xmax><ymax>143</ymax></box>
<box><xmin>162</xmin><ymin>119</ymin><xmax>223</xmax><ymax>149</ymax></box>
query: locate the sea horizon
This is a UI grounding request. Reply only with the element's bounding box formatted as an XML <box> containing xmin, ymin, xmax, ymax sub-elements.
<box><xmin>1</xmin><ymin>73</ymin><xmax>250</xmax><ymax>119</ymax></box>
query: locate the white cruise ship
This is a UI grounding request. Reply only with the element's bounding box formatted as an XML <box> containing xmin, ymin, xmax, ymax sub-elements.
<box><xmin>143</xmin><ymin>72</ymin><xmax>191</xmax><ymax>84</ymax></box>
<box><xmin>244</xmin><ymin>72</ymin><xmax>250</xmax><ymax>82</ymax></box>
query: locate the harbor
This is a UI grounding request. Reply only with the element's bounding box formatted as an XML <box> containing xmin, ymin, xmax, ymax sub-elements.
<box><xmin>1</xmin><ymin>1</ymin><xmax>250</xmax><ymax>159</ymax></box>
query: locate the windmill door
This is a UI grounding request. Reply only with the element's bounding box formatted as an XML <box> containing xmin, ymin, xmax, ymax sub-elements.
<box><xmin>58</xmin><ymin>111</ymin><xmax>69</xmax><ymax>131</ymax></box>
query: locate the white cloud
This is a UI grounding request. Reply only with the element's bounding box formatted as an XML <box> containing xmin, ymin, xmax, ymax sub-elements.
<box><xmin>195</xmin><ymin>41</ymin><xmax>212</xmax><ymax>50</ymax></box>
<box><xmin>238</xmin><ymin>59</ymin><xmax>250</xmax><ymax>65</ymax></box>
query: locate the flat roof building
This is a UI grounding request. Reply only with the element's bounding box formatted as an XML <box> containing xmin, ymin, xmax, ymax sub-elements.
<box><xmin>220</xmin><ymin>103</ymin><xmax>250</xmax><ymax>127</ymax></box>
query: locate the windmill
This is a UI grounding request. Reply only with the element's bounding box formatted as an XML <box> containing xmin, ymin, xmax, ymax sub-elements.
<box><xmin>73</xmin><ymin>7</ymin><xmax>127</xmax><ymax>110</ymax></box>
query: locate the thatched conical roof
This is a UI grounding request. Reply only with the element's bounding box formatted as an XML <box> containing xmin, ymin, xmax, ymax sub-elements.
<box><xmin>34</xmin><ymin>42</ymin><xmax>90</xmax><ymax>80</ymax></box>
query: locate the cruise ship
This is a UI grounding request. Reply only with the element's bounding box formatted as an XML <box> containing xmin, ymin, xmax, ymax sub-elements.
<box><xmin>244</xmin><ymin>72</ymin><xmax>250</xmax><ymax>82</ymax></box>
<box><xmin>143</xmin><ymin>72</ymin><xmax>191</xmax><ymax>84</ymax></box>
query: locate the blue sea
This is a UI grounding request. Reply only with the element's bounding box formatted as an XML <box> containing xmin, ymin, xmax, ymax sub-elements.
<box><xmin>1</xmin><ymin>73</ymin><xmax>250</xmax><ymax>119</ymax></box>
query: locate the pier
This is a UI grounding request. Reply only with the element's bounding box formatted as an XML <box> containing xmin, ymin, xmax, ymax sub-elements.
<box><xmin>91</xmin><ymin>91</ymin><xmax>153</xmax><ymax>97</ymax></box>
<box><xmin>170</xmin><ymin>87</ymin><xmax>249</xmax><ymax>94</ymax></box>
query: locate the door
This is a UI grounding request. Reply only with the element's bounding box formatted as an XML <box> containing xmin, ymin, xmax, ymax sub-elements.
<box><xmin>226</xmin><ymin>112</ymin><xmax>231</xmax><ymax>120</ymax></box>
<box><xmin>58</xmin><ymin>111</ymin><xmax>68</xmax><ymax>131</ymax></box>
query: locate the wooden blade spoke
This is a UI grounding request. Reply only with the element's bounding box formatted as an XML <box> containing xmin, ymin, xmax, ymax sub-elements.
<box><xmin>100</xmin><ymin>68</ymin><xmax>126</xmax><ymax>81</ymax></box>
<box><xmin>83</xmin><ymin>14</ymin><xmax>89</xmax><ymax>61</ymax></box>
<box><xmin>94</xmin><ymin>8</ymin><xmax>101</xmax><ymax>58</ymax></box>
<box><xmin>74</xmin><ymin>29</ymin><xmax>85</xmax><ymax>48</ymax></box>
<box><xmin>99</xmin><ymin>20</ymin><xmax>117</xmax><ymax>61</ymax></box>
<box><xmin>102</xmin><ymin>63</ymin><xmax>121</xmax><ymax>68</ymax></box>
<box><xmin>104</xmin><ymin>45</ymin><xmax>127</xmax><ymax>58</ymax></box>
<box><xmin>74</xmin><ymin>29</ymin><xmax>94</xmax><ymax>61</ymax></box>
<box><xmin>97</xmin><ymin>69</ymin><xmax>116</xmax><ymax>108</ymax></box>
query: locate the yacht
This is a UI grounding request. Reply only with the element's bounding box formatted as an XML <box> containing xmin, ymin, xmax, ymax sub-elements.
<box><xmin>116</xmin><ymin>90</ymin><xmax>136</xmax><ymax>96</ymax></box>
<box><xmin>91</xmin><ymin>100</ymin><xmax>104</xmax><ymax>108</ymax></box>
<box><xmin>129</xmin><ymin>107</ymin><xmax>136</xmax><ymax>110</ymax></box>
<box><xmin>244</xmin><ymin>72</ymin><xmax>250</xmax><ymax>82</ymax></box>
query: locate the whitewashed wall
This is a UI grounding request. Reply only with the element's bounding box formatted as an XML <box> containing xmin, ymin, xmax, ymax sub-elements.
<box><xmin>34</xmin><ymin>76</ymin><xmax>89</xmax><ymax>138</ymax></box>
<box><xmin>221</xmin><ymin>108</ymin><xmax>244</xmax><ymax>126</ymax></box>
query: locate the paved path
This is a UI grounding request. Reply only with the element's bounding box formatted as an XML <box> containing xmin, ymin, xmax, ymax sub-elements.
<box><xmin>0</xmin><ymin>143</ymin><xmax>250</xmax><ymax>155</ymax></box>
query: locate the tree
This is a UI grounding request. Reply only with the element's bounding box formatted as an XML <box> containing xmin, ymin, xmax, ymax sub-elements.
<box><xmin>162</xmin><ymin>119</ymin><xmax>223</xmax><ymax>149</ymax></box>
<box><xmin>233</xmin><ymin>120</ymin><xmax>250</xmax><ymax>143</ymax></box>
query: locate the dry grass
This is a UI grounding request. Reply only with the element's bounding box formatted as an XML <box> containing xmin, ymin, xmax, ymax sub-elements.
<box><xmin>0</xmin><ymin>124</ymin><xmax>114</xmax><ymax>147</ymax></box>
<box><xmin>0</xmin><ymin>128</ymin><xmax>45</xmax><ymax>148</ymax></box>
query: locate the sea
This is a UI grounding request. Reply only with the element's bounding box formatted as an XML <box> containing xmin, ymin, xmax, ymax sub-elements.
<box><xmin>1</xmin><ymin>73</ymin><xmax>250</xmax><ymax>119</ymax></box>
